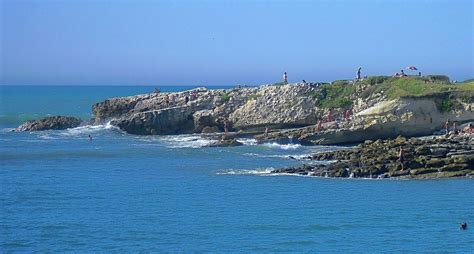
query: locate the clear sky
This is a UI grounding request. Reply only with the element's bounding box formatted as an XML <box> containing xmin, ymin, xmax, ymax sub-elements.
<box><xmin>1</xmin><ymin>0</ymin><xmax>473</xmax><ymax>86</ymax></box>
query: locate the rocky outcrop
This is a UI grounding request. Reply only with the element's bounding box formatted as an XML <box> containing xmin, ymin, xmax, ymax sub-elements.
<box><xmin>257</xmin><ymin>93</ymin><xmax>474</xmax><ymax>145</ymax></box>
<box><xmin>93</xmin><ymin>84</ymin><xmax>329</xmax><ymax>135</ymax></box>
<box><xmin>271</xmin><ymin>135</ymin><xmax>474</xmax><ymax>179</ymax></box>
<box><xmin>16</xmin><ymin>116</ymin><xmax>82</xmax><ymax>132</ymax></box>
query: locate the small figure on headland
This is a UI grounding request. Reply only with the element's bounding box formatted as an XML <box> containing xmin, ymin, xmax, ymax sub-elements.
<box><xmin>460</xmin><ymin>222</ymin><xmax>467</xmax><ymax>230</ymax></box>
<box><xmin>185</xmin><ymin>96</ymin><xmax>189</xmax><ymax>105</ymax></box>
<box><xmin>418</xmin><ymin>71</ymin><xmax>422</xmax><ymax>77</ymax></box>
<box><xmin>399</xmin><ymin>147</ymin><xmax>405</xmax><ymax>170</ymax></box>
<box><xmin>88</xmin><ymin>134</ymin><xmax>92</xmax><ymax>142</ymax></box>
<box><xmin>356</xmin><ymin>67</ymin><xmax>362</xmax><ymax>81</ymax></box>
<box><xmin>283</xmin><ymin>72</ymin><xmax>288</xmax><ymax>84</ymax></box>
<box><xmin>264</xmin><ymin>126</ymin><xmax>269</xmax><ymax>137</ymax></box>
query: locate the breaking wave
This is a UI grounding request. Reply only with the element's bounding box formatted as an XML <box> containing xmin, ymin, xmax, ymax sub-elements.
<box><xmin>59</xmin><ymin>121</ymin><xmax>120</xmax><ymax>136</ymax></box>
<box><xmin>263</xmin><ymin>142</ymin><xmax>301</xmax><ymax>150</ymax></box>
<box><xmin>217</xmin><ymin>167</ymin><xmax>275</xmax><ymax>175</ymax></box>
<box><xmin>236</xmin><ymin>138</ymin><xmax>258</xmax><ymax>146</ymax></box>
<box><xmin>159</xmin><ymin>135</ymin><xmax>218</xmax><ymax>148</ymax></box>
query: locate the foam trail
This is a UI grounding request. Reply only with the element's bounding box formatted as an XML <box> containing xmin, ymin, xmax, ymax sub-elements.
<box><xmin>263</xmin><ymin>142</ymin><xmax>301</xmax><ymax>150</ymax></box>
<box><xmin>160</xmin><ymin>134</ymin><xmax>218</xmax><ymax>148</ymax></box>
<box><xmin>217</xmin><ymin>167</ymin><xmax>275</xmax><ymax>175</ymax></box>
<box><xmin>236</xmin><ymin>138</ymin><xmax>258</xmax><ymax>146</ymax></box>
<box><xmin>60</xmin><ymin>121</ymin><xmax>120</xmax><ymax>136</ymax></box>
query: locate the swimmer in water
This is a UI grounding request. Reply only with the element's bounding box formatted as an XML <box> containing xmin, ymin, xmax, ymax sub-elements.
<box><xmin>88</xmin><ymin>134</ymin><xmax>92</xmax><ymax>142</ymax></box>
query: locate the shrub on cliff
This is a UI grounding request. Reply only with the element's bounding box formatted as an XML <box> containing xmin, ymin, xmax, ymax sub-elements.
<box><xmin>314</xmin><ymin>81</ymin><xmax>354</xmax><ymax>108</ymax></box>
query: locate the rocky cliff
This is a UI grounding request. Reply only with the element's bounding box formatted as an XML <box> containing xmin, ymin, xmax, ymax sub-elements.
<box><xmin>91</xmin><ymin>77</ymin><xmax>474</xmax><ymax>141</ymax></box>
<box><xmin>92</xmin><ymin>84</ymin><xmax>335</xmax><ymax>135</ymax></box>
<box><xmin>256</xmin><ymin>91</ymin><xmax>474</xmax><ymax>145</ymax></box>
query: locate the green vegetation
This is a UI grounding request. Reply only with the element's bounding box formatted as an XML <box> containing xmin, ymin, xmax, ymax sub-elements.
<box><xmin>435</xmin><ymin>98</ymin><xmax>457</xmax><ymax>112</ymax></box>
<box><xmin>220</xmin><ymin>92</ymin><xmax>231</xmax><ymax>103</ymax></box>
<box><xmin>305</xmin><ymin>75</ymin><xmax>474</xmax><ymax>109</ymax></box>
<box><xmin>361</xmin><ymin>76</ymin><xmax>474</xmax><ymax>99</ymax></box>
<box><xmin>307</xmin><ymin>80</ymin><xmax>354</xmax><ymax>108</ymax></box>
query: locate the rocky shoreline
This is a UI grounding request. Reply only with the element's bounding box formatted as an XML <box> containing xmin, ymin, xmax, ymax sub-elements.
<box><xmin>271</xmin><ymin>134</ymin><xmax>474</xmax><ymax>179</ymax></box>
<box><xmin>13</xmin><ymin>77</ymin><xmax>474</xmax><ymax>179</ymax></box>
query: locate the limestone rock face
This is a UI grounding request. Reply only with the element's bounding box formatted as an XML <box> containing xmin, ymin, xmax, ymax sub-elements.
<box><xmin>229</xmin><ymin>84</ymin><xmax>320</xmax><ymax>129</ymax></box>
<box><xmin>257</xmin><ymin>95</ymin><xmax>474</xmax><ymax>145</ymax></box>
<box><xmin>16</xmin><ymin>116</ymin><xmax>82</xmax><ymax>132</ymax></box>
<box><xmin>92</xmin><ymin>84</ymin><xmax>325</xmax><ymax>135</ymax></box>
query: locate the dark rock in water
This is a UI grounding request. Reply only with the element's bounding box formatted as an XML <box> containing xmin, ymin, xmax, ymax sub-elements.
<box><xmin>201</xmin><ymin>126</ymin><xmax>220</xmax><ymax>133</ymax></box>
<box><xmin>205</xmin><ymin>139</ymin><xmax>244</xmax><ymax>147</ymax></box>
<box><xmin>16</xmin><ymin>116</ymin><xmax>82</xmax><ymax>132</ymax></box>
<box><xmin>272</xmin><ymin>135</ymin><xmax>474</xmax><ymax>179</ymax></box>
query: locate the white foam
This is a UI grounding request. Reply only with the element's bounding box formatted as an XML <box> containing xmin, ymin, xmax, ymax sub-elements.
<box><xmin>236</xmin><ymin>138</ymin><xmax>258</xmax><ymax>146</ymax></box>
<box><xmin>242</xmin><ymin>153</ymin><xmax>311</xmax><ymax>160</ymax></box>
<box><xmin>60</xmin><ymin>121</ymin><xmax>120</xmax><ymax>136</ymax></box>
<box><xmin>263</xmin><ymin>142</ymin><xmax>301</xmax><ymax>150</ymax></box>
<box><xmin>217</xmin><ymin>167</ymin><xmax>275</xmax><ymax>175</ymax></box>
<box><xmin>159</xmin><ymin>134</ymin><xmax>218</xmax><ymax>148</ymax></box>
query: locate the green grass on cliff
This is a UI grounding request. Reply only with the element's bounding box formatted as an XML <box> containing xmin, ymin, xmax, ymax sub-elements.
<box><xmin>306</xmin><ymin>75</ymin><xmax>473</xmax><ymax>109</ymax></box>
<box><xmin>307</xmin><ymin>80</ymin><xmax>354</xmax><ymax>108</ymax></box>
<box><xmin>361</xmin><ymin>76</ymin><xmax>474</xmax><ymax>99</ymax></box>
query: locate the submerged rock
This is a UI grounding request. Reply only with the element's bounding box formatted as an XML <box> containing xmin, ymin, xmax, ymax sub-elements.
<box><xmin>16</xmin><ymin>116</ymin><xmax>82</xmax><ymax>132</ymax></box>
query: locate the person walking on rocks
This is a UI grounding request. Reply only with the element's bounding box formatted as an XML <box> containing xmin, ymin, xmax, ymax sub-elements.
<box><xmin>283</xmin><ymin>72</ymin><xmax>288</xmax><ymax>84</ymax></box>
<box><xmin>356</xmin><ymin>67</ymin><xmax>362</xmax><ymax>81</ymax></box>
<box><xmin>453</xmin><ymin>121</ymin><xmax>458</xmax><ymax>135</ymax></box>
<box><xmin>327</xmin><ymin>110</ymin><xmax>333</xmax><ymax>122</ymax></box>
<box><xmin>445</xmin><ymin>120</ymin><xmax>450</xmax><ymax>134</ymax></box>
<box><xmin>399</xmin><ymin>147</ymin><xmax>405</xmax><ymax>171</ymax></box>
<box><xmin>316</xmin><ymin>120</ymin><xmax>322</xmax><ymax>131</ymax></box>
<box><xmin>264</xmin><ymin>126</ymin><xmax>269</xmax><ymax>137</ymax></box>
<box><xmin>185</xmin><ymin>96</ymin><xmax>189</xmax><ymax>105</ymax></box>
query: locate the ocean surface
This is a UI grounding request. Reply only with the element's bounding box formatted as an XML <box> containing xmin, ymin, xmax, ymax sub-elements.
<box><xmin>1</xmin><ymin>85</ymin><xmax>473</xmax><ymax>253</ymax></box>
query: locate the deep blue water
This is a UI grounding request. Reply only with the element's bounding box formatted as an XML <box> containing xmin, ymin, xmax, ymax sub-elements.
<box><xmin>1</xmin><ymin>86</ymin><xmax>473</xmax><ymax>253</ymax></box>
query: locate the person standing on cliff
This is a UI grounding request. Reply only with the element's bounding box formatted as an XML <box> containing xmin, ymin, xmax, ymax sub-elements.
<box><xmin>356</xmin><ymin>67</ymin><xmax>362</xmax><ymax>81</ymax></box>
<box><xmin>283</xmin><ymin>72</ymin><xmax>288</xmax><ymax>84</ymax></box>
<box><xmin>399</xmin><ymin>147</ymin><xmax>405</xmax><ymax>170</ymax></box>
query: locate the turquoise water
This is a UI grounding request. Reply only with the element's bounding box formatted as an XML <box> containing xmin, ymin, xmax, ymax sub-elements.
<box><xmin>1</xmin><ymin>86</ymin><xmax>473</xmax><ymax>252</ymax></box>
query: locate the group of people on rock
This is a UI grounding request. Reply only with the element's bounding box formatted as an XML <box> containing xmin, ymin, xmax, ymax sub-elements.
<box><xmin>314</xmin><ymin>109</ymin><xmax>353</xmax><ymax>131</ymax></box>
<box><xmin>445</xmin><ymin>120</ymin><xmax>474</xmax><ymax>135</ymax></box>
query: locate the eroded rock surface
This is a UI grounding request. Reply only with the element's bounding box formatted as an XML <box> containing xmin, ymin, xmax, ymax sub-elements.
<box><xmin>272</xmin><ymin>135</ymin><xmax>474</xmax><ymax>179</ymax></box>
<box><xmin>16</xmin><ymin>116</ymin><xmax>82</xmax><ymax>132</ymax></box>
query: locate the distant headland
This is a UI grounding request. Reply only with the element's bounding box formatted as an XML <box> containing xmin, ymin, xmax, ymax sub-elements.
<box><xmin>16</xmin><ymin>74</ymin><xmax>474</xmax><ymax>179</ymax></box>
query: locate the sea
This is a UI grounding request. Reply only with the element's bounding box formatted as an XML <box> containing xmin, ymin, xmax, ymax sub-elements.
<box><xmin>1</xmin><ymin>85</ymin><xmax>473</xmax><ymax>253</ymax></box>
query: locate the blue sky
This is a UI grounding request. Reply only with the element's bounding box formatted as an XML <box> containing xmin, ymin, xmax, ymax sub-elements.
<box><xmin>1</xmin><ymin>0</ymin><xmax>473</xmax><ymax>85</ymax></box>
